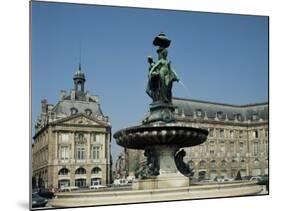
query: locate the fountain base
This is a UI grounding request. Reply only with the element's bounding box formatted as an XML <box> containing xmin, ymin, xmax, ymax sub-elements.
<box><xmin>133</xmin><ymin>145</ymin><xmax>190</xmax><ymax>190</ymax></box>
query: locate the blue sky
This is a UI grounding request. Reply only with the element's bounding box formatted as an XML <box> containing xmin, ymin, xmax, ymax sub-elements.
<box><xmin>31</xmin><ymin>1</ymin><xmax>268</xmax><ymax>163</ymax></box>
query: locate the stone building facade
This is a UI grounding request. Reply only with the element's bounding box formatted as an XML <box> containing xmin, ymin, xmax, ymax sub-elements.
<box><xmin>32</xmin><ymin>65</ymin><xmax>112</xmax><ymax>189</ymax></box>
<box><xmin>125</xmin><ymin>97</ymin><xmax>268</xmax><ymax>180</ymax></box>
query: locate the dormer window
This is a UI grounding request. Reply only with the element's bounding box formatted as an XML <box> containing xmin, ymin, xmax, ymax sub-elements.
<box><xmin>235</xmin><ymin>113</ymin><xmax>242</xmax><ymax>121</ymax></box>
<box><xmin>217</xmin><ymin>111</ymin><xmax>223</xmax><ymax>119</ymax></box>
<box><xmin>85</xmin><ymin>109</ymin><xmax>92</xmax><ymax>116</ymax></box>
<box><xmin>70</xmin><ymin>107</ymin><xmax>78</xmax><ymax>115</ymax></box>
<box><xmin>252</xmin><ymin>113</ymin><xmax>258</xmax><ymax>121</ymax></box>
<box><xmin>196</xmin><ymin>109</ymin><xmax>202</xmax><ymax>117</ymax></box>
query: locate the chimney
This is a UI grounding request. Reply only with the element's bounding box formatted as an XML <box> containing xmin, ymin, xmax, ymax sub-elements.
<box><xmin>41</xmin><ymin>99</ymin><xmax>48</xmax><ymax>114</ymax></box>
<box><xmin>60</xmin><ymin>90</ymin><xmax>67</xmax><ymax>100</ymax></box>
<box><xmin>85</xmin><ymin>91</ymin><xmax>90</xmax><ymax>102</ymax></box>
<box><xmin>71</xmin><ymin>89</ymin><xmax>75</xmax><ymax>100</ymax></box>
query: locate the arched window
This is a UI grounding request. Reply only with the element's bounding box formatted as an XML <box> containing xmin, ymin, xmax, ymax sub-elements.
<box><xmin>85</xmin><ymin>109</ymin><xmax>92</xmax><ymax>116</ymax></box>
<box><xmin>70</xmin><ymin>107</ymin><xmax>78</xmax><ymax>115</ymax></box>
<box><xmin>58</xmin><ymin>168</ymin><xmax>69</xmax><ymax>175</ymax></box>
<box><xmin>91</xmin><ymin>167</ymin><xmax>102</xmax><ymax>174</ymax></box>
<box><xmin>75</xmin><ymin>167</ymin><xmax>86</xmax><ymax>175</ymax></box>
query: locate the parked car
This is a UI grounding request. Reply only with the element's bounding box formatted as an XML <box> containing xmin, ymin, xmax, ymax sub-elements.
<box><xmin>126</xmin><ymin>176</ymin><xmax>135</xmax><ymax>183</ymax></box>
<box><xmin>259</xmin><ymin>175</ymin><xmax>269</xmax><ymax>191</ymax></box>
<box><xmin>214</xmin><ymin>176</ymin><xmax>225</xmax><ymax>182</ymax></box>
<box><xmin>113</xmin><ymin>179</ymin><xmax>129</xmax><ymax>186</ymax></box>
<box><xmin>250</xmin><ymin>175</ymin><xmax>269</xmax><ymax>189</ymax></box>
<box><xmin>242</xmin><ymin>175</ymin><xmax>252</xmax><ymax>180</ymax></box>
<box><xmin>213</xmin><ymin>176</ymin><xmax>234</xmax><ymax>182</ymax></box>
<box><xmin>90</xmin><ymin>184</ymin><xmax>107</xmax><ymax>189</ymax></box>
<box><xmin>250</xmin><ymin>176</ymin><xmax>263</xmax><ymax>182</ymax></box>
<box><xmin>37</xmin><ymin>188</ymin><xmax>54</xmax><ymax>199</ymax></box>
<box><xmin>32</xmin><ymin>193</ymin><xmax>48</xmax><ymax>208</ymax></box>
<box><xmin>224</xmin><ymin>178</ymin><xmax>234</xmax><ymax>182</ymax></box>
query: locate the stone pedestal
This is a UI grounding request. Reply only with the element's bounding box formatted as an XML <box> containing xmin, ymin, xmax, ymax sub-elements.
<box><xmin>155</xmin><ymin>145</ymin><xmax>178</xmax><ymax>174</ymax></box>
<box><xmin>143</xmin><ymin>102</ymin><xmax>175</xmax><ymax>123</ymax></box>
<box><xmin>133</xmin><ymin>145</ymin><xmax>189</xmax><ymax>190</ymax></box>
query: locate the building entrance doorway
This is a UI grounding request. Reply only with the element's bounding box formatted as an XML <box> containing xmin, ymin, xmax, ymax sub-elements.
<box><xmin>75</xmin><ymin>179</ymin><xmax>86</xmax><ymax>188</ymax></box>
<box><xmin>58</xmin><ymin>179</ymin><xmax>70</xmax><ymax>188</ymax></box>
<box><xmin>91</xmin><ymin>178</ymin><xmax>102</xmax><ymax>186</ymax></box>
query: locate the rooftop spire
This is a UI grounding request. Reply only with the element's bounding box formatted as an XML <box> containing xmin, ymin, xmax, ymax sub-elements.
<box><xmin>78</xmin><ymin>62</ymin><xmax>81</xmax><ymax>71</ymax></box>
<box><xmin>79</xmin><ymin>41</ymin><xmax>82</xmax><ymax>71</ymax></box>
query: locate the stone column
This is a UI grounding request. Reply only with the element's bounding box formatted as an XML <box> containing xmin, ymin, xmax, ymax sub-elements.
<box><xmin>86</xmin><ymin>165</ymin><xmax>91</xmax><ymax>187</ymax></box>
<box><xmin>102</xmin><ymin>133</ymin><xmax>106</xmax><ymax>159</ymax></box>
<box><xmin>70</xmin><ymin>132</ymin><xmax>75</xmax><ymax>162</ymax></box>
<box><xmin>86</xmin><ymin>133</ymin><xmax>91</xmax><ymax>161</ymax></box>
<box><xmin>54</xmin><ymin>131</ymin><xmax>58</xmax><ymax>161</ymax></box>
<box><xmin>70</xmin><ymin>165</ymin><xmax>75</xmax><ymax>186</ymax></box>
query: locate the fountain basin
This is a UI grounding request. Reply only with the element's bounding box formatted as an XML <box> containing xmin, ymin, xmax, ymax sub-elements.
<box><xmin>50</xmin><ymin>181</ymin><xmax>262</xmax><ymax>207</ymax></box>
<box><xmin>113</xmin><ymin>124</ymin><xmax>208</xmax><ymax>150</ymax></box>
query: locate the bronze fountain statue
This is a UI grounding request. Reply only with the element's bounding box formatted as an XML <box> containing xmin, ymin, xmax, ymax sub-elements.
<box><xmin>114</xmin><ymin>33</ymin><xmax>208</xmax><ymax>189</ymax></box>
<box><xmin>146</xmin><ymin>32</ymin><xmax>179</xmax><ymax>105</ymax></box>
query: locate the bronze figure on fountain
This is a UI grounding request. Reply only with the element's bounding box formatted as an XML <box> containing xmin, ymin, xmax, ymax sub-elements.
<box><xmin>146</xmin><ymin>33</ymin><xmax>179</xmax><ymax>104</ymax></box>
<box><xmin>144</xmin><ymin>33</ymin><xmax>180</xmax><ymax>123</ymax></box>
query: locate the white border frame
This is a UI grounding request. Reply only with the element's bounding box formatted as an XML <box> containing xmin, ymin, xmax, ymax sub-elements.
<box><xmin>1</xmin><ymin>0</ymin><xmax>279</xmax><ymax>211</ymax></box>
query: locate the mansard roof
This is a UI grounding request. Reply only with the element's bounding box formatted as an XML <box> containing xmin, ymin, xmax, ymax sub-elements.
<box><xmin>52</xmin><ymin>98</ymin><xmax>104</xmax><ymax>118</ymax></box>
<box><xmin>173</xmin><ymin>97</ymin><xmax>268</xmax><ymax>121</ymax></box>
